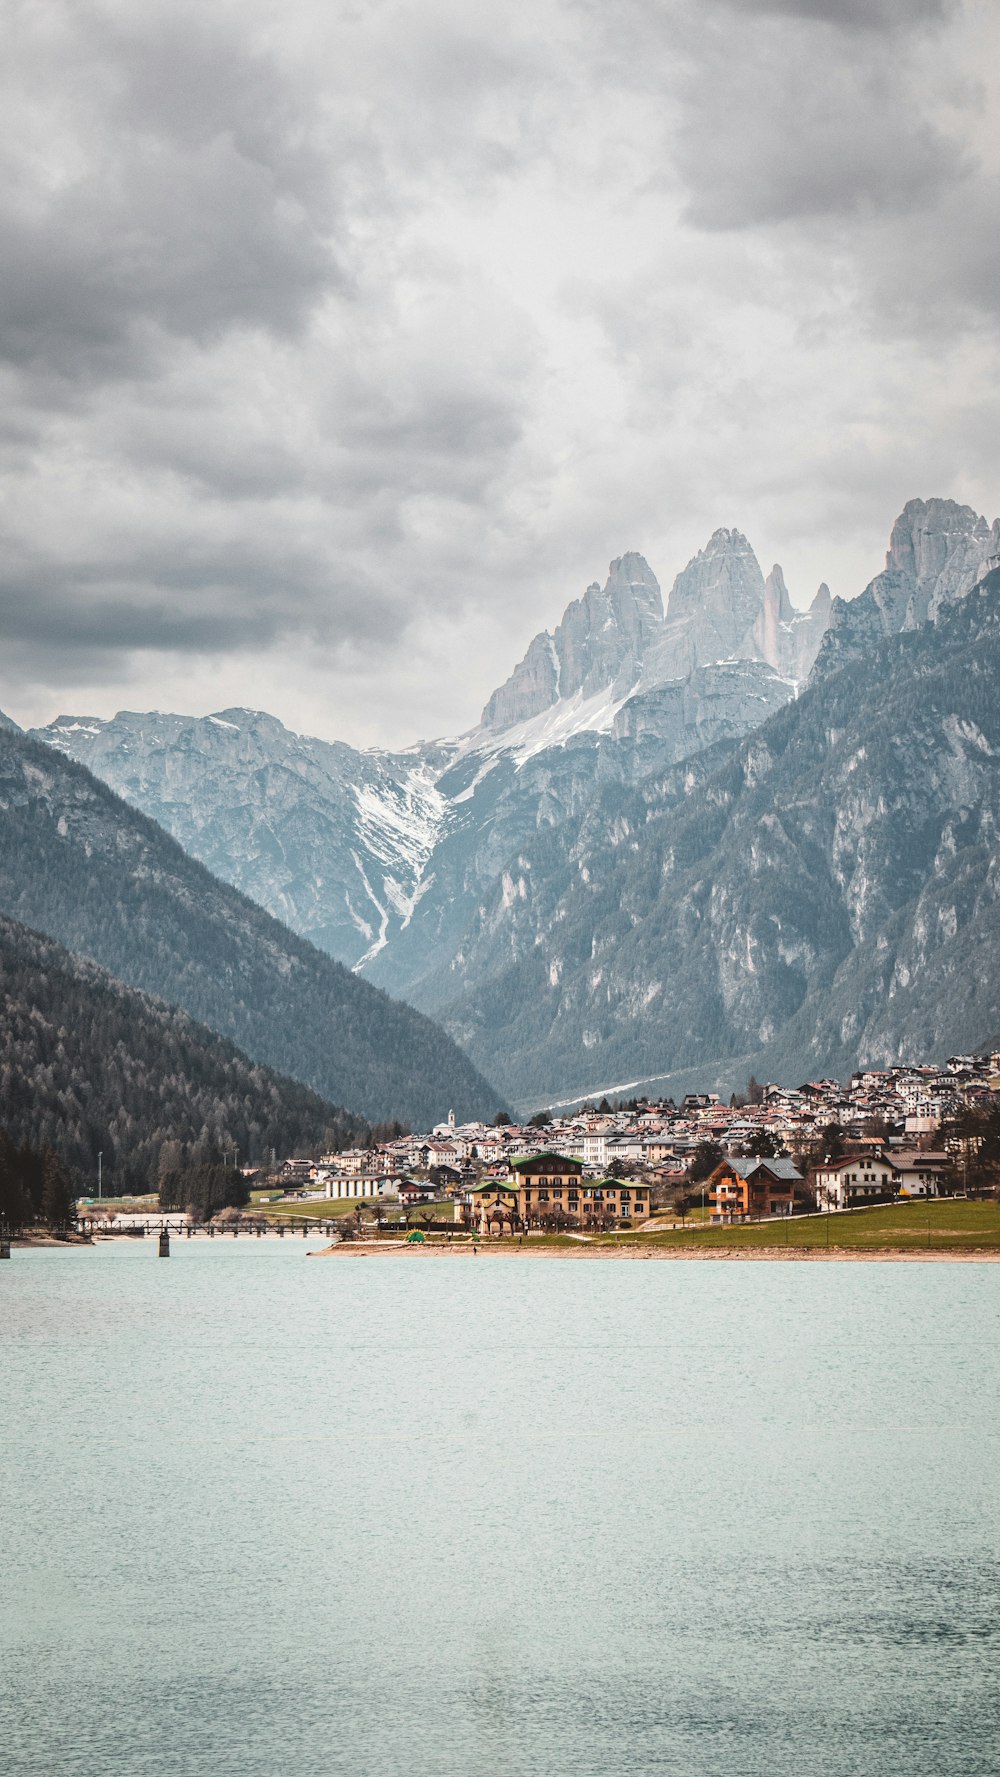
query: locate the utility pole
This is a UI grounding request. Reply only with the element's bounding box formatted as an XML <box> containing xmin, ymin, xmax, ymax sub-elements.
<box><xmin>98</xmin><ymin>1151</ymin><xmax>102</xmax><ymax>1199</ymax></box>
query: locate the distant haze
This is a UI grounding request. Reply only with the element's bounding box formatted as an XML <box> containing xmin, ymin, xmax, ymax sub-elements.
<box><xmin>1</xmin><ymin>0</ymin><xmax>998</xmax><ymax>747</ymax></box>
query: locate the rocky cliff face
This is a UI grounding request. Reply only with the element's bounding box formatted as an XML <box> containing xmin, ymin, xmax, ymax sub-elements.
<box><xmin>641</xmin><ymin>528</ymin><xmax>767</xmax><ymax>682</ymax></box>
<box><xmin>482</xmin><ymin>552</ymin><xmax>663</xmax><ymax>729</ymax></box>
<box><xmin>480</xmin><ymin>530</ymin><xmax>828</xmax><ymax>736</ymax></box>
<box><xmin>812</xmin><ymin>498</ymin><xmax>1000</xmax><ymax>680</ymax></box>
<box><xmin>609</xmin><ymin>660</ymin><xmax>794</xmax><ymax>776</ymax></box>
<box><xmin>754</xmin><ymin>571</ymin><xmax>831</xmax><ymax>683</ymax></box>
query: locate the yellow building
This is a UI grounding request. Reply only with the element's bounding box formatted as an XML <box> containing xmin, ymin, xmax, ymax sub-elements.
<box><xmin>463</xmin><ymin>1181</ymin><xmax>520</xmax><ymax>1234</ymax></box>
<box><xmin>511</xmin><ymin>1154</ymin><xmax>649</xmax><ymax>1227</ymax></box>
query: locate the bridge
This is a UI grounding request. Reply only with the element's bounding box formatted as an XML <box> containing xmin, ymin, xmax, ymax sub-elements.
<box><xmin>76</xmin><ymin>1214</ymin><xmax>343</xmax><ymax>1240</ymax></box>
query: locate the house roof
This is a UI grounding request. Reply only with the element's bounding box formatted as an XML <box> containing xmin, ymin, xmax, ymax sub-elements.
<box><xmin>889</xmin><ymin>1150</ymin><xmax>950</xmax><ymax>1169</ymax></box>
<box><xmin>727</xmin><ymin>1157</ymin><xmax>802</xmax><ymax>1182</ymax></box>
<box><xmin>510</xmin><ymin>1153</ymin><xmax>582</xmax><ymax>1172</ymax></box>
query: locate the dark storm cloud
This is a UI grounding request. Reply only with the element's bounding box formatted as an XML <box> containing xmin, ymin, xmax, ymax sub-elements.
<box><xmin>0</xmin><ymin>7</ymin><xmax>339</xmax><ymax>382</ymax></box>
<box><xmin>0</xmin><ymin>536</ymin><xmax>396</xmax><ymax>657</ymax></box>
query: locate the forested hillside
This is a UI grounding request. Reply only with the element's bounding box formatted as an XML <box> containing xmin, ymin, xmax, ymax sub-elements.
<box><xmin>0</xmin><ymin>914</ymin><xmax>368</xmax><ymax>1193</ymax></box>
<box><xmin>0</xmin><ymin>728</ymin><xmax>504</xmax><ymax>1127</ymax></box>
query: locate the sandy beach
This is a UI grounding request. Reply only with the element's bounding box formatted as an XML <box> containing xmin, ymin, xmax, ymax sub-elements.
<box><xmin>309</xmin><ymin>1238</ymin><xmax>1000</xmax><ymax>1263</ymax></box>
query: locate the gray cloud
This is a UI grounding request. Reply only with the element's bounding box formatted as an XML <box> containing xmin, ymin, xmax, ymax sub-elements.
<box><xmin>670</xmin><ymin>4</ymin><xmax>969</xmax><ymax>229</ymax></box>
<box><xmin>0</xmin><ymin>12</ymin><xmax>340</xmax><ymax>384</ymax></box>
<box><xmin>0</xmin><ymin>0</ymin><xmax>996</xmax><ymax>745</ymax></box>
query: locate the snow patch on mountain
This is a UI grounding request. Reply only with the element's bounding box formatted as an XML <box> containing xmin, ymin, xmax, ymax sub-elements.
<box><xmin>457</xmin><ymin>682</ymin><xmax>628</xmax><ymax>769</ymax></box>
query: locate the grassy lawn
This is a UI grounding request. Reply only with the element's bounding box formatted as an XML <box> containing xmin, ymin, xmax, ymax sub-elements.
<box><xmin>405</xmin><ymin>1202</ymin><xmax>458</xmax><ymax>1225</ymax></box>
<box><xmin>589</xmin><ymin>1199</ymin><xmax>1000</xmax><ymax>1253</ymax></box>
<box><xmin>646</xmin><ymin>1202</ymin><xmax>712</xmax><ymax>1227</ymax></box>
<box><xmin>251</xmin><ymin>1196</ymin><xmax>381</xmax><ymax>1221</ymax></box>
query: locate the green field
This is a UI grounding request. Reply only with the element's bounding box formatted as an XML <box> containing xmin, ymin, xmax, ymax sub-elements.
<box><xmin>251</xmin><ymin>1195</ymin><xmax>381</xmax><ymax>1221</ymax></box>
<box><xmin>599</xmin><ymin>1199</ymin><xmax>1000</xmax><ymax>1253</ymax></box>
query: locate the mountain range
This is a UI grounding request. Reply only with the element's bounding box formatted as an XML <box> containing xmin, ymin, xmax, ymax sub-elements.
<box><xmin>37</xmin><ymin>520</ymin><xmax>831</xmax><ymax>996</ymax></box>
<box><xmin>28</xmin><ymin>494</ymin><xmax>1000</xmax><ymax>1109</ymax></box>
<box><xmin>0</xmin><ymin>724</ymin><xmax>503</xmax><ymax>1127</ymax></box>
<box><xmin>437</xmin><ymin>562</ymin><xmax>1000</xmax><ymax>1105</ymax></box>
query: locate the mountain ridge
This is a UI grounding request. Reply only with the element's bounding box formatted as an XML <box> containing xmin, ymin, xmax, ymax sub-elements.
<box><xmin>431</xmin><ymin>565</ymin><xmax>1000</xmax><ymax>1104</ymax></box>
<box><xmin>35</xmin><ymin>519</ymin><xmax>830</xmax><ymax>991</ymax></box>
<box><xmin>27</xmin><ymin>494</ymin><xmax>1000</xmax><ymax>1106</ymax></box>
<box><xmin>811</xmin><ymin>497</ymin><xmax>1000</xmax><ymax>682</ymax></box>
<box><xmin>0</xmin><ymin>724</ymin><xmax>504</xmax><ymax>1126</ymax></box>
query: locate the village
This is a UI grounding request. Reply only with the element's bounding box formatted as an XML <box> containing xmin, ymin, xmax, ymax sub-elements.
<box><xmin>270</xmin><ymin>1050</ymin><xmax>1000</xmax><ymax>1233</ymax></box>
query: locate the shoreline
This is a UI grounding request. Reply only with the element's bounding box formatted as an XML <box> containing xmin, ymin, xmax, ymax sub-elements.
<box><xmin>309</xmin><ymin>1239</ymin><xmax>1000</xmax><ymax>1263</ymax></box>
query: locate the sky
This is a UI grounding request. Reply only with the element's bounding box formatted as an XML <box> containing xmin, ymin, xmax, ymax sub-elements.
<box><xmin>1</xmin><ymin>0</ymin><xmax>998</xmax><ymax>747</ymax></box>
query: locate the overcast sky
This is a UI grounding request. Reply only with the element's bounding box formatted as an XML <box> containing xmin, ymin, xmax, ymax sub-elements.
<box><xmin>1</xmin><ymin>0</ymin><xmax>998</xmax><ymax>746</ymax></box>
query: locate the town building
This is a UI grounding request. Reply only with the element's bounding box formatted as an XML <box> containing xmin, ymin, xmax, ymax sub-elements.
<box><xmin>462</xmin><ymin>1180</ymin><xmax>520</xmax><ymax>1233</ymax></box>
<box><xmin>325</xmin><ymin>1173</ymin><xmax>399</xmax><ymax>1200</ymax></box>
<box><xmin>812</xmin><ymin>1148</ymin><xmax>951</xmax><ymax>1209</ymax></box>
<box><xmin>811</xmin><ymin>1155</ymin><xmax>896</xmax><ymax>1209</ymax></box>
<box><xmin>509</xmin><ymin>1153</ymin><xmax>649</xmax><ymax>1226</ymax></box>
<box><xmin>708</xmin><ymin>1157</ymin><xmax>801</xmax><ymax>1223</ymax></box>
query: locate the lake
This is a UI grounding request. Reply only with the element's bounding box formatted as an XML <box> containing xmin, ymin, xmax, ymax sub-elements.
<box><xmin>2</xmin><ymin>1242</ymin><xmax>998</xmax><ymax>1776</ymax></box>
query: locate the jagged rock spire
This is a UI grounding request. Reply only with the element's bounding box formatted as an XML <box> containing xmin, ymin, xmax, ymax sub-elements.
<box><xmin>481</xmin><ymin>552</ymin><xmax>662</xmax><ymax>729</ymax></box>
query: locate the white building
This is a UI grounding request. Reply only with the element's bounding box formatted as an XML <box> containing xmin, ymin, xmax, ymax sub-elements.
<box><xmin>325</xmin><ymin>1174</ymin><xmax>400</xmax><ymax>1200</ymax></box>
<box><xmin>582</xmin><ymin>1128</ymin><xmax>613</xmax><ymax>1170</ymax></box>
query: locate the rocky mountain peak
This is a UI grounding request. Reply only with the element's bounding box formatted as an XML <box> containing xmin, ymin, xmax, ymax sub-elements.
<box><xmin>481</xmin><ymin>552</ymin><xmax>662</xmax><ymax>730</ymax></box>
<box><xmin>886</xmin><ymin>497</ymin><xmax>1000</xmax><ymax>626</ymax></box>
<box><xmin>639</xmin><ymin>527</ymin><xmax>766</xmax><ymax>682</ymax></box>
<box><xmin>604</xmin><ymin>551</ymin><xmax>664</xmax><ymax>637</ymax></box>
<box><xmin>753</xmin><ymin>565</ymin><xmax>794</xmax><ymax>668</ymax></box>
<box><xmin>813</xmin><ymin>496</ymin><xmax>1000</xmax><ymax>680</ymax></box>
<box><xmin>764</xmin><ymin>564</ymin><xmax>795</xmax><ymax>624</ymax></box>
<box><xmin>665</xmin><ymin>528</ymin><xmax>764</xmax><ymax>639</ymax></box>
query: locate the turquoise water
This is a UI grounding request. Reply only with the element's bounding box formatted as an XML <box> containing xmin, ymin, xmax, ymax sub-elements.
<box><xmin>2</xmin><ymin>1242</ymin><xmax>999</xmax><ymax>1777</ymax></box>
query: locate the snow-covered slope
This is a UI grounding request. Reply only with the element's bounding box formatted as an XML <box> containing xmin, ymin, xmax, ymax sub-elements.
<box><xmin>39</xmin><ymin>707</ymin><xmax>458</xmax><ymax>968</ymax></box>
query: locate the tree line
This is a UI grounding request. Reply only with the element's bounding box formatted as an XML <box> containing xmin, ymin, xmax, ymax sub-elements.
<box><xmin>0</xmin><ymin>1127</ymin><xmax>76</xmax><ymax>1233</ymax></box>
<box><xmin>0</xmin><ymin>912</ymin><xmax>370</xmax><ymax>1195</ymax></box>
